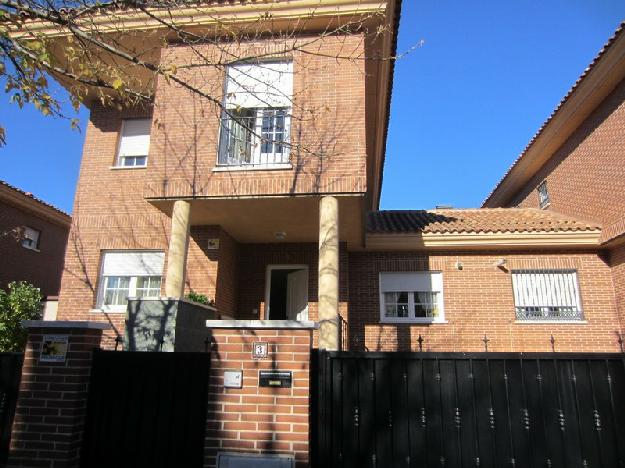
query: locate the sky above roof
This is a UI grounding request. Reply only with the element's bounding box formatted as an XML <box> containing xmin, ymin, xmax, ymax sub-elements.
<box><xmin>0</xmin><ymin>1</ymin><xmax>624</xmax><ymax>214</ymax></box>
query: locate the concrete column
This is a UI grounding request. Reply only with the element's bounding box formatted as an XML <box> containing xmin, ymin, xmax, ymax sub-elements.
<box><xmin>165</xmin><ymin>200</ymin><xmax>191</xmax><ymax>298</ymax></box>
<box><xmin>318</xmin><ymin>195</ymin><xmax>339</xmax><ymax>350</ymax></box>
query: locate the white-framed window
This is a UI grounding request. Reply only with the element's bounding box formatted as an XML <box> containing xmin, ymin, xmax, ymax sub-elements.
<box><xmin>21</xmin><ymin>226</ymin><xmax>40</xmax><ymax>250</ymax></box>
<box><xmin>511</xmin><ymin>269</ymin><xmax>583</xmax><ymax>321</ymax></box>
<box><xmin>96</xmin><ymin>251</ymin><xmax>165</xmax><ymax>311</ymax></box>
<box><xmin>116</xmin><ymin>118</ymin><xmax>151</xmax><ymax>168</ymax></box>
<box><xmin>537</xmin><ymin>180</ymin><xmax>550</xmax><ymax>208</ymax></box>
<box><xmin>218</xmin><ymin>61</ymin><xmax>293</xmax><ymax>168</ymax></box>
<box><xmin>379</xmin><ymin>272</ymin><xmax>445</xmax><ymax>323</ymax></box>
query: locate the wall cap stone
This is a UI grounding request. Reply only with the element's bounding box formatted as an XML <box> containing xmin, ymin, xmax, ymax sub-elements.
<box><xmin>206</xmin><ymin>320</ymin><xmax>319</xmax><ymax>329</ymax></box>
<box><xmin>22</xmin><ymin>320</ymin><xmax>112</xmax><ymax>330</ymax></box>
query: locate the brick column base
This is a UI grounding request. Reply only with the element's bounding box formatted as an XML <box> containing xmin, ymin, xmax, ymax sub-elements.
<box><xmin>7</xmin><ymin>321</ymin><xmax>109</xmax><ymax>468</ymax></box>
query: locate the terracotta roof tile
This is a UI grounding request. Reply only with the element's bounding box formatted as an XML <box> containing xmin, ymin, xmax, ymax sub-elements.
<box><xmin>367</xmin><ymin>208</ymin><xmax>601</xmax><ymax>235</ymax></box>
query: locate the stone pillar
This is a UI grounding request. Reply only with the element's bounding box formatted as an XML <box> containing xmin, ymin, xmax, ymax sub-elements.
<box><xmin>318</xmin><ymin>195</ymin><xmax>339</xmax><ymax>350</ymax></box>
<box><xmin>7</xmin><ymin>320</ymin><xmax>109</xmax><ymax>468</ymax></box>
<box><xmin>165</xmin><ymin>200</ymin><xmax>191</xmax><ymax>298</ymax></box>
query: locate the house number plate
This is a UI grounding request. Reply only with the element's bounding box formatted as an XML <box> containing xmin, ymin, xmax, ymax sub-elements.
<box><xmin>252</xmin><ymin>341</ymin><xmax>268</xmax><ymax>359</ymax></box>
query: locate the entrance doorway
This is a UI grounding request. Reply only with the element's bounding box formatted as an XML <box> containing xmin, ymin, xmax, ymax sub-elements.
<box><xmin>265</xmin><ymin>265</ymin><xmax>309</xmax><ymax>321</ymax></box>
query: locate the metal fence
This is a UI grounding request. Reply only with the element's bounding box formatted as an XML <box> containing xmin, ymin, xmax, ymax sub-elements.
<box><xmin>311</xmin><ymin>350</ymin><xmax>625</xmax><ymax>468</ymax></box>
<box><xmin>81</xmin><ymin>350</ymin><xmax>211</xmax><ymax>468</ymax></box>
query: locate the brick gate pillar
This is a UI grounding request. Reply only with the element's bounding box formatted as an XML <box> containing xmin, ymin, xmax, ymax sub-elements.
<box><xmin>7</xmin><ymin>320</ymin><xmax>109</xmax><ymax>468</ymax></box>
<box><xmin>204</xmin><ymin>320</ymin><xmax>317</xmax><ymax>467</ymax></box>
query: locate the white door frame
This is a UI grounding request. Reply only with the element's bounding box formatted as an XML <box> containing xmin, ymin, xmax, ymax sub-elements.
<box><xmin>264</xmin><ymin>264</ymin><xmax>309</xmax><ymax>320</ymax></box>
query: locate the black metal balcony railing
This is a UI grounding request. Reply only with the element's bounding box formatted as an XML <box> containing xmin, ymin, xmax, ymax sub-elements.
<box><xmin>515</xmin><ymin>306</ymin><xmax>584</xmax><ymax>321</ymax></box>
<box><xmin>218</xmin><ymin>108</ymin><xmax>290</xmax><ymax>167</ymax></box>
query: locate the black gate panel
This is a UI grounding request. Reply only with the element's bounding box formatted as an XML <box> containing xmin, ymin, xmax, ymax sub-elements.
<box><xmin>312</xmin><ymin>351</ymin><xmax>625</xmax><ymax>468</ymax></box>
<box><xmin>81</xmin><ymin>350</ymin><xmax>210</xmax><ymax>468</ymax></box>
<box><xmin>0</xmin><ymin>353</ymin><xmax>22</xmax><ymax>466</ymax></box>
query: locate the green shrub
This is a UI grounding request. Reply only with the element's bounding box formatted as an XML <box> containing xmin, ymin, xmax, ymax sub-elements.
<box><xmin>185</xmin><ymin>291</ymin><xmax>212</xmax><ymax>306</ymax></box>
<box><xmin>0</xmin><ymin>281</ymin><xmax>42</xmax><ymax>352</ymax></box>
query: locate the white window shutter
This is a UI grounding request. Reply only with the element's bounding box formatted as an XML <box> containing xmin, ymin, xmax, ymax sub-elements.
<box><xmin>379</xmin><ymin>272</ymin><xmax>442</xmax><ymax>292</ymax></box>
<box><xmin>118</xmin><ymin>119</ymin><xmax>151</xmax><ymax>157</ymax></box>
<box><xmin>225</xmin><ymin>62</ymin><xmax>293</xmax><ymax>108</ymax></box>
<box><xmin>101</xmin><ymin>251</ymin><xmax>165</xmax><ymax>276</ymax></box>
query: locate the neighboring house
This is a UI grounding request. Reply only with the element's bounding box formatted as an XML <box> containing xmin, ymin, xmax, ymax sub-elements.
<box><xmin>483</xmin><ymin>22</ymin><xmax>625</xmax><ymax>331</ymax></box>
<box><xmin>0</xmin><ymin>181</ymin><xmax>71</xmax><ymax>311</ymax></box>
<box><xmin>34</xmin><ymin>1</ymin><xmax>623</xmax><ymax>352</ymax></box>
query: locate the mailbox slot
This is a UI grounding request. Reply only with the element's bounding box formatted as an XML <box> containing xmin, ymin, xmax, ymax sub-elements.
<box><xmin>259</xmin><ymin>371</ymin><xmax>292</xmax><ymax>388</ymax></box>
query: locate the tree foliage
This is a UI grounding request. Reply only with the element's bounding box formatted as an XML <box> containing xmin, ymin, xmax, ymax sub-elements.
<box><xmin>0</xmin><ymin>281</ymin><xmax>42</xmax><ymax>352</ymax></box>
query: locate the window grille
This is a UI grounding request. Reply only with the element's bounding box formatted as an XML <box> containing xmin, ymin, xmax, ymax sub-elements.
<box><xmin>219</xmin><ymin>61</ymin><xmax>293</xmax><ymax>168</ymax></box>
<box><xmin>511</xmin><ymin>269</ymin><xmax>583</xmax><ymax>321</ymax></box>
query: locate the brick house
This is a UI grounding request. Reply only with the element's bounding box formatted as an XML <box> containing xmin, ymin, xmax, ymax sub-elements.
<box><xmin>0</xmin><ymin>180</ymin><xmax>70</xmax><ymax>301</ymax></box>
<box><xmin>29</xmin><ymin>1</ymin><xmax>622</xmax><ymax>353</ymax></box>
<box><xmin>7</xmin><ymin>4</ymin><xmax>625</xmax><ymax>467</ymax></box>
<box><xmin>483</xmin><ymin>21</ymin><xmax>625</xmax><ymax>341</ymax></box>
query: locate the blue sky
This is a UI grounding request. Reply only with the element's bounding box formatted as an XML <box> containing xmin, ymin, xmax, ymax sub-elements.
<box><xmin>1</xmin><ymin>1</ymin><xmax>624</xmax><ymax>213</ymax></box>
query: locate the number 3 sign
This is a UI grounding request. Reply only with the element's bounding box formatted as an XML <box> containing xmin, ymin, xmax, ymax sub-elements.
<box><xmin>252</xmin><ymin>341</ymin><xmax>268</xmax><ymax>359</ymax></box>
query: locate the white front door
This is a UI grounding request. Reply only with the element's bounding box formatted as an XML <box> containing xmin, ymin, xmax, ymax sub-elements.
<box><xmin>286</xmin><ymin>269</ymin><xmax>308</xmax><ymax>321</ymax></box>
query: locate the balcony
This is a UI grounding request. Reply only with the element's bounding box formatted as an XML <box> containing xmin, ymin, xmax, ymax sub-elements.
<box><xmin>217</xmin><ymin>108</ymin><xmax>291</xmax><ymax>169</ymax></box>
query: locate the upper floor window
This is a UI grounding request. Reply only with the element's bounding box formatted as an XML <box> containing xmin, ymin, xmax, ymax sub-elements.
<box><xmin>218</xmin><ymin>61</ymin><xmax>293</xmax><ymax>168</ymax></box>
<box><xmin>512</xmin><ymin>269</ymin><xmax>583</xmax><ymax>321</ymax></box>
<box><xmin>97</xmin><ymin>251</ymin><xmax>164</xmax><ymax>311</ymax></box>
<box><xmin>379</xmin><ymin>272</ymin><xmax>445</xmax><ymax>323</ymax></box>
<box><xmin>116</xmin><ymin>119</ymin><xmax>151</xmax><ymax>168</ymax></box>
<box><xmin>537</xmin><ymin>180</ymin><xmax>550</xmax><ymax>208</ymax></box>
<box><xmin>21</xmin><ymin>226</ymin><xmax>40</xmax><ymax>250</ymax></box>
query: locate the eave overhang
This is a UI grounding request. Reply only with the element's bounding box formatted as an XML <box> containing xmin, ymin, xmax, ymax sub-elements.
<box><xmin>365</xmin><ymin>230</ymin><xmax>602</xmax><ymax>251</ymax></box>
<box><xmin>12</xmin><ymin>1</ymin><xmax>393</xmax><ymax>38</ymax></box>
<box><xmin>0</xmin><ymin>185</ymin><xmax>71</xmax><ymax>227</ymax></box>
<box><xmin>9</xmin><ymin>0</ymin><xmax>395</xmax><ymax>93</ymax></box>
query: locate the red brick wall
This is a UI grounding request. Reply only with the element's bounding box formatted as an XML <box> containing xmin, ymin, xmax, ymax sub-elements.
<box><xmin>7</xmin><ymin>326</ymin><xmax>105</xmax><ymax>468</ymax></box>
<box><xmin>610</xmin><ymin>243</ymin><xmax>625</xmax><ymax>326</ymax></box>
<box><xmin>145</xmin><ymin>35</ymin><xmax>368</xmax><ymax>199</ymax></box>
<box><xmin>56</xmin><ymin>104</ymin><xmax>168</xmax><ymax>344</ymax></box>
<box><xmin>508</xmin><ymin>78</ymin><xmax>625</xmax><ymax>242</ymax></box>
<box><xmin>0</xmin><ymin>202</ymin><xmax>69</xmax><ymax>297</ymax></box>
<box><xmin>236</xmin><ymin>243</ymin><xmax>349</xmax><ymax>326</ymax></box>
<box><xmin>348</xmin><ymin>250</ymin><xmax>621</xmax><ymax>352</ymax></box>
<box><xmin>206</xmin><ymin>327</ymin><xmax>312</xmax><ymax>467</ymax></box>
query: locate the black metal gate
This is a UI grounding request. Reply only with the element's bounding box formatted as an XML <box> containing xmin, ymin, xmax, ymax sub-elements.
<box><xmin>0</xmin><ymin>353</ymin><xmax>22</xmax><ymax>466</ymax></box>
<box><xmin>312</xmin><ymin>351</ymin><xmax>625</xmax><ymax>468</ymax></box>
<box><xmin>81</xmin><ymin>350</ymin><xmax>211</xmax><ymax>468</ymax></box>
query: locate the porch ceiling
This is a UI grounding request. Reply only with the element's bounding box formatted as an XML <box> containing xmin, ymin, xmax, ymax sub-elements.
<box><xmin>150</xmin><ymin>195</ymin><xmax>364</xmax><ymax>247</ymax></box>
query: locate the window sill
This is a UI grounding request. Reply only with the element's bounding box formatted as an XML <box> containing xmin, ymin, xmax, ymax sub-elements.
<box><xmin>213</xmin><ymin>163</ymin><xmax>292</xmax><ymax>172</ymax></box>
<box><xmin>110</xmin><ymin>165</ymin><xmax>147</xmax><ymax>170</ymax></box>
<box><xmin>21</xmin><ymin>246</ymin><xmax>40</xmax><ymax>252</ymax></box>
<box><xmin>381</xmin><ymin>319</ymin><xmax>448</xmax><ymax>325</ymax></box>
<box><xmin>90</xmin><ymin>308</ymin><xmax>126</xmax><ymax>314</ymax></box>
<box><xmin>515</xmin><ymin>320</ymin><xmax>587</xmax><ymax>324</ymax></box>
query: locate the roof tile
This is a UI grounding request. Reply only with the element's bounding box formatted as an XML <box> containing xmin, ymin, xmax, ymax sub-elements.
<box><xmin>367</xmin><ymin>208</ymin><xmax>601</xmax><ymax>235</ymax></box>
